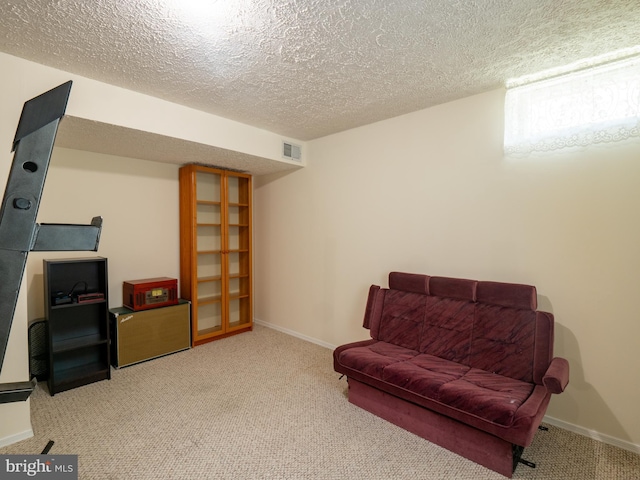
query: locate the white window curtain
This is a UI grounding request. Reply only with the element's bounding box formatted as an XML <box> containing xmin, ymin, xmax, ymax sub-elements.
<box><xmin>504</xmin><ymin>55</ymin><xmax>640</xmax><ymax>155</ymax></box>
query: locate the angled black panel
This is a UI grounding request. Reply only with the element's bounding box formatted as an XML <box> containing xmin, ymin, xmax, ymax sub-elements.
<box><xmin>12</xmin><ymin>81</ymin><xmax>72</xmax><ymax>152</ymax></box>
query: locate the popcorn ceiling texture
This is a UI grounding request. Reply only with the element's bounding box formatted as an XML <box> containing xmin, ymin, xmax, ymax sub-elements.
<box><xmin>1</xmin><ymin>0</ymin><xmax>640</xmax><ymax>141</ymax></box>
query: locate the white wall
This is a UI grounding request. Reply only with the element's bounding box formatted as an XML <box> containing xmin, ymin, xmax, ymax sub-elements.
<box><xmin>0</xmin><ymin>52</ymin><xmax>298</xmax><ymax>446</ymax></box>
<box><xmin>0</xmin><ymin>277</ymin><xmax>32</xmax><ymax>447</ymax></box>
<box><xmin>254</xmin><ymin>88</ymin><xmax>640</xmax><ymax>448</ymax></box>
<box><xmin>26</xmin><ymin>148</ymin><xmax>181</xmax><ymax>317</ymax></box>
<box><xmin>3</xmin><ymin>49</ymin><xmax>640</xmax><ymax>452</ymax></box>
<box><xmin>0</xmin><ymin>145</ymin><xmax>181</xmax><ymax>447</ymax></box>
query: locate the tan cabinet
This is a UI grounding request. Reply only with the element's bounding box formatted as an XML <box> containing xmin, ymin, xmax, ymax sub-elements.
<box><xmin>109</xmin><ymin>301</ymin><xmax>191</xmax><ymax>368</ymax></box>
<box><xmin>179</xmin><ymin>164</ymin><xmax>252</xmax><ymax>346</ymax></box>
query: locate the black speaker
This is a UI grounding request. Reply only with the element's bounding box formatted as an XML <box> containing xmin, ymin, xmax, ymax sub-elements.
<box><xmin>28</xmin><ymin>320</ymin><xmax>48</xmax><ymax>381</ymax></box>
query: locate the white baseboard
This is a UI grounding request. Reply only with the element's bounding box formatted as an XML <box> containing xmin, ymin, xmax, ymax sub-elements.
<box><xmin>0</xmin><ymin>428</ymin><xmax>33</xmax><ymax>449</ymax></box>
<box><xmin>253</xmin><ymin>318</ymin><xmax>336</xmax><ymax>350</ymax></box>
<box><xmin>542</xmin><ymin>415</ymin><xmax>640</xmax><ymax>454</ymax></box>
<box><xmin>255</xmin><ymin>317</ymin><xmax>640</xmax><ymax>455</ymax></box>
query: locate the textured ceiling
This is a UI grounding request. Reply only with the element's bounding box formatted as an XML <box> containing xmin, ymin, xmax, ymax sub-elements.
<box><xmin>1</xmin><ymin>0</ymin><xmax>640</xmax><ymax>142</ymax></box>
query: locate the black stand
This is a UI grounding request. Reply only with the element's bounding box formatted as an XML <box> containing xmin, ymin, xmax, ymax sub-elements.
<box><xmin>512</xmin><ymin>425</ymin><xmax>549</xmax><ymax>472</ymax></box>
<box><xmin>41</xmin><ymin>440</ymin><xmax>54</xmax><ymax>455</ymax></box>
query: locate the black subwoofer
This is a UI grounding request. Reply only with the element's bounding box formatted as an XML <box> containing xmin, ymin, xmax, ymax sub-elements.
<box><xmin>28</xmin><ymin>320</ymin><xmax>48</xmax><ymax>381</ymax></box>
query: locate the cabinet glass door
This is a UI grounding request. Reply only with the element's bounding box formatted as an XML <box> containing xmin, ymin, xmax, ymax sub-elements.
<box><xmin>195</xmin><ymin>171</ymin><xmax>223</xmax><ymax>337</ymax></box>
<box><xmin>226</xmin><ymin>174</ymin><xmax>251</xmax><ymax>330</ymax></box>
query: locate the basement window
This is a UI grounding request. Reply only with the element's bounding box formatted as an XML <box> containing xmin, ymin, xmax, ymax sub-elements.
<box><xmin>504</xmin><ymin>51</ymin><xmax>640</xmax><ymax>155</ymax></box>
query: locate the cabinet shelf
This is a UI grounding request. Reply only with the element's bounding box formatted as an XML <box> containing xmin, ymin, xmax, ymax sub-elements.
<box><xmin>229</xmin><ymin>293</ymin><xmax>250</xmax><ymax>300</ymax></box>
<box><xmin>197</xmin><ymin>295</ymin><xmax>223</xmax><ymax>304</ymax></box>
<box><xmin>198</xmin><ymin>275</ymin><xmax>222</xmax><ymax>283</ymax></box>
<box><xmin>196</xmin><ymin>200</ymin><xmax>221</xmax><ymax>206</ymax></box>
<box><xmin>51</xmin><ymin>334</ymin><xmax>108</xmax><ymax>353</ymax></box>
<box><xmin>198</xmin><ymin>325</ymin><xmax>223</xmax><ymax>337</ymax></box>
<box><xmin>229</xmin><ymin>273</ymin><xmax>249</xmax><ymax>279</ymax></box>
<box><xmin>50</xmin><ymin>299</ymin><xmax>107</xmax><ymax>310</ymax></box>
<box><xmin>197</xmin><ymin>249</ymin><xmax>248</xmax><ymax>254</ymax></box>
<box><xmin>228</xmin><ymin>320</ymin><xmax>250</xmax><ymax>329</ymax></box>
<box><xmin>52</xmin><ymin>363</ymin><xmax>110</xmax><ymax>393</ymax></box>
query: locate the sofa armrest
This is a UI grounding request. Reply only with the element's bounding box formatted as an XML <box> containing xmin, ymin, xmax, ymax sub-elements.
<box><xmin>542</xmin><ymin>357</ymin><xmax>570</xmax><ymax>394</ymax></box>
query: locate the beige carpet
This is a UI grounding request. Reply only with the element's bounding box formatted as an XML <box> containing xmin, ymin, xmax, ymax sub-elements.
<box><xmin>1</xmin><ymin>325</ymin><xmax>639</xmax><ymax>479</ymax></box>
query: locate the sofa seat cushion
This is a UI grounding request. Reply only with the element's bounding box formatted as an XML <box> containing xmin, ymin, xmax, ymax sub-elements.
<box><xmin>382</xmin><ymin>354</ymin><xmax>471</xmax><ymax>399</ymax></box>
<box><xmin>337</xmin><ymin>341</ymin><xmax>418</xmax><ymax>380</ymax></box>
<box><xmin>438</xmin><ymin>368</ymin><xmax>534</xmax><ymax>426</ymax></box>
<box><xmin>334</xmin><ymin>340</ymin><xmax>551</xmax><ymax>445</ymax></box>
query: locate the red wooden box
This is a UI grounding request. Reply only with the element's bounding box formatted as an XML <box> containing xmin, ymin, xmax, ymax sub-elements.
<box><xmin>123</xmin><ymin>277</ymin><xmax>178</xmax><ymax>311</ymax></box>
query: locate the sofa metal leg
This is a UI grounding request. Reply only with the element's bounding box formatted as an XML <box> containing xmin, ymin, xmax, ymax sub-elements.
<box><xmin>513</xmin><ymin>424</ymin><xmax>549</xmax><ymax>472</ymax></box>
<box><xmin>512</xmin><ymin>445</ymin><xmax>536</xmax><ymax>472</ymax></box>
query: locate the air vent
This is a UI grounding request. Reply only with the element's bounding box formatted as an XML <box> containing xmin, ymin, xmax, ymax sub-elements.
<box><xmin>282</xmin><ymin>141</ymin><xmax>302</xmax><ymax>162</ymax></box>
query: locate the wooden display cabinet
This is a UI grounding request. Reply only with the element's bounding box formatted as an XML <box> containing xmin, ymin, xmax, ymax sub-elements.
<box><xmin>179</xmin><ymin>164</ymin><xmax>252</xmax><ymax>346</ymax></box>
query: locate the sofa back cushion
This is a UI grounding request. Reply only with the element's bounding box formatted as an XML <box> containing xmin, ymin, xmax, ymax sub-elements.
<box><xmin>469</xmin><ymin>281</ymin><xmax>549</xmax><ymax>383</ymax></box>
<box><xmin>469</xmin><ymin>303</ymin><xmax>537</xmax><ymax>382</ymax></box>
<box><xmin>377</xmin><ymin>289</ymin><xmax>427</xmax><ymax>351</ymax></box>
<box><xmin>367</xmin><ymin>272</ymin><xmax>553</xmax><ymax>384</ymax></box>
<box><xmin>418</xmin><ymin>277</ymin><xmax>477</xmax><ymax>364</ymax></box>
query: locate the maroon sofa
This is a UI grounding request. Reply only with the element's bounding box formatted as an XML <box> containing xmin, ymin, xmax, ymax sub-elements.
<box><xmin>333</xmin><ymin>272</ymin><xmax>569</xmax><ymax>477</ymax></box>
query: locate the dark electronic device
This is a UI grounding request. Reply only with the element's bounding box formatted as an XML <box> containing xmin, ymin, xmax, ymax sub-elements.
<box><xmin>53</xmin><ymin>281</ymin><xmax>104</xmax><ymax>305</ymax></box>
<box><xmin>53</xmin><ymin>294</ymin><xmax>73</xmax><ymax>306</ymax></box>
<box><xmin>77</xmin><ymin>292</ymin><xmax>105</xmax><ymax>303</ymax></box>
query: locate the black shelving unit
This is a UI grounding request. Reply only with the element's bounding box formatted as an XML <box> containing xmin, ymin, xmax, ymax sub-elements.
<box><xmin>43</xmin><ymin>257</ymin><xmax>110</xmax><ymax>395</ymax></box>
